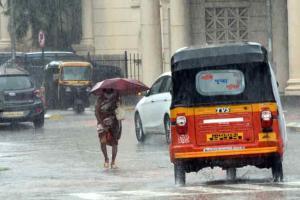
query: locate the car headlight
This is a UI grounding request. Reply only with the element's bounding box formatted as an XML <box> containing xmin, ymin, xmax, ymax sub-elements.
<box><xmin>65</xmin><ymin>86</ymin><xmax>71</xmax><ymax>92</ymax></box>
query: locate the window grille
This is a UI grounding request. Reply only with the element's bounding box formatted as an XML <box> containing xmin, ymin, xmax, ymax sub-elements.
<box><xmin>205</xmin><ymin>7</ymin><xmax>249</xmax><ymax>44</ymax></box>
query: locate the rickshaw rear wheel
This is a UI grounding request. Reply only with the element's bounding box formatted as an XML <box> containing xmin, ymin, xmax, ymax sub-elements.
<box><xmin>272</xmin><ymin>156</ymin><xmax>283</xmax><ymax>182</ymax></box>
<box><xmin>174</xmin><ymin>162</ymin><xmax>186</xmax><ymax>186</ymax></box>
<box><xmin>135</xmin><ymin>113</ymin><xmax>145</xmax><ymax>142</ymax></box>
<box><xmin>226</xmin><ymin>168</ymin><xmax>237</xmax><ymax>181</ymax></box>
<box><xmin>164</xmin><ymin>115</ymin><xmax>171</xmax><ymax>144</ymax></box>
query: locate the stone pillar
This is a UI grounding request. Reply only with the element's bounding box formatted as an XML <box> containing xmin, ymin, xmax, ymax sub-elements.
<box><xmin>170</xmin><ymin>0</ymin><xmax>191</xmax><ymax>56</ymax></box>
<box><xmin>73</xmin><ymin>0</ymin><xmax>95</xmax><ymax>55</ymax></box>
<box><xmin>0</xmin><ymin>0</ymin><xmax>10</xmax><ymax>50</ymax></box>
<box><xmin>140</xmin><ymin>0</ymin><xmax>163</xmax><ymax>86</ymax></box>
<box><xmin>272</xmin><ymin>0</ymin><xmax>288</xmax><ymax>93</ymax></box>
<box><xmin>285</xmin><ymin>0</ymin><xmax>300</xmax><ymax>95</ymax></box>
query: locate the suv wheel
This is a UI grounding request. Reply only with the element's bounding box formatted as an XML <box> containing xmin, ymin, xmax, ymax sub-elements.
<box><xmin>33</xmin><ymin>113</ymin><xmax>44</xmax><ymax>129</ymax></box>
<box><xmin>164</xmin><ymin>115</ymin><xmax>171</xmax><ymax>144</ymax></box>
<box><xmin>135</xmin><ymin>113</ymin><xmax>145</xmax><ymax>142</ymax></box>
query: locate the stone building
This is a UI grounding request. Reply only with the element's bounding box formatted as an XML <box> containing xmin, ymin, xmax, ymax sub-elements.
<box><xmin>0</xmin><ymin>0</ymin><xmax>299</xmax><ymax>95</ymax></box>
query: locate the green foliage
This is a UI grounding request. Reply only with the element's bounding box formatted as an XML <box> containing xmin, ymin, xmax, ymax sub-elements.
<box><xmin>6</xmin><ymin>0</ymin><xmax>82</xmax><ymax>50</ymax></box>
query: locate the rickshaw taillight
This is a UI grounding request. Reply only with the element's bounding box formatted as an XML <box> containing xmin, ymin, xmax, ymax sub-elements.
<box><xmin>261</xmin><ymin>110</ymin><xmax>273</xmax><ymax>130</ymax></box>
<box><xmin>176</xmin><ymin>115</ymin><xmax>188</xmax><ymax>134</ymax></box>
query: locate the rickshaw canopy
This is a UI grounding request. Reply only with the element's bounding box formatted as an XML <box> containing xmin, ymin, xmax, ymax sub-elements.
<box><xmin>171</xmin><ymin>42</ymin><xmax>267</xmax><ymax>71</ymax></box>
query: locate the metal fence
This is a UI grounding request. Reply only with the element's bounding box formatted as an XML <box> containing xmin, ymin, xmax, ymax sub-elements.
<box><xmin>87</xmin><ymin>51</ymin><xmax>142</xmax><ymax>81</ymax></box>
<box><xmin>85</xmin><ymin>51</ymin><xmax>142</xmax><ymax>106</ymax></box>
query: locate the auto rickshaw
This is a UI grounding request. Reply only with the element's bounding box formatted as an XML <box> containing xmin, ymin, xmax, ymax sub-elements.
<box><xmin>44</xmin><ymin>61</ymin><xmax>93</xmax><ymax>113</ymax></box>
<box><xmin>169</xmin><ymin>42</ymin><xmax>287</xmax><ymax>185</ymax></box>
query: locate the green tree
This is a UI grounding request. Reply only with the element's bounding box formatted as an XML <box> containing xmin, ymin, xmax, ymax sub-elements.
<box><xmin>5</xmin><ymin>0</ymin><xmax>82</xmax><ymax>50</ymax></box>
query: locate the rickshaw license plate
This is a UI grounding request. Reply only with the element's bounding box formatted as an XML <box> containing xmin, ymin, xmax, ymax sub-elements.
<box><xmin>2</xmin><ymin>111</ymin><xmax>24</xmax><ymax>118</ymax></box>
<box><xmin>207</xmin><ymin>133</ymin><xmax>243</xmax><ymax>141</ymax></box>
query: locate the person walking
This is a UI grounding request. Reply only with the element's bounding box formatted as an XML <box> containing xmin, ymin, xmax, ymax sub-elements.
<box><xmin>95</xmin><ymin>88</ymin><xmax>121</xmax><ymax>169</ymax></box>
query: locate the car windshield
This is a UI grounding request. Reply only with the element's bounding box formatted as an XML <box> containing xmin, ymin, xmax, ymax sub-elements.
<box><xmin>0</xmin><ymin>76</ymin><xmax>32</xmax><ymax>91</ymax></box>
<box><xmin>61</xmin><ymin>66</ymin><xmax>91</xmax><ymax>81</ymax></box>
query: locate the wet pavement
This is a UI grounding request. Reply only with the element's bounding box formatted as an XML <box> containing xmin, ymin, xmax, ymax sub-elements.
<box><xmin>1</xmin><ymin>107</ymin><xmax>300</xmax><ymax>199</ymax></box>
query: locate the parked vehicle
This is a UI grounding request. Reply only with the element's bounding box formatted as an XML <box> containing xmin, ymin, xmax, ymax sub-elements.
<box><xmin>44</xmin><ymin>61</ymin><xmax>93</xmax><ymax>113</ymax></box>
<box><xmin>134</xmin><ymin>72</ymin><xmax>172</xmax><ymax>143</ymax></box>
<box><xmin>0</xmin><ymin>51</ymin><xmax>84</xmax><ymax>89</ymax></box>
<box><xmin>169</xmin><ymin>43</ymin><xmax>287</xmax><ymax>185</ymax></box>
<box><xmin>0</xmin><ymin>67</ymin><xmax>45</xmax><ymax>128</ymax></box>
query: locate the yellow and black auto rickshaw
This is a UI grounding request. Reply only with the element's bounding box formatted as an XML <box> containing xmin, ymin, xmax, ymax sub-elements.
<box><xmin>44</xmin><ymin>61</ymin><xmax>93</xmax><ymax>113</ymax></box>
<box><xmin>169</xmin><ymin>43</ymin><xmax>286</xmax><ymax>185</ymax></box>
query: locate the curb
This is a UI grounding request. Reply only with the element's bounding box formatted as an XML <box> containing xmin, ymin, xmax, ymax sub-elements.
<box><xmin>286</xmin><ymin>122</ymin><xmax>300</xmax><ymax>132</ymax></box>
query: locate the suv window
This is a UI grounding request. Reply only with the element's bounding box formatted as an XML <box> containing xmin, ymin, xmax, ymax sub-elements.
<box><xmin>0</xmin><ymin>76</ymin><xmax>33</xmax><ymax>91</ymax></box>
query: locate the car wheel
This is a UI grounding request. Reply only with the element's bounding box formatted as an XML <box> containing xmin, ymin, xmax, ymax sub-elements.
<box><xmin>135</xmin><ymin>113</ymin><xmax>145</xmax><ymax>142</ymax></box>
<box><xmin>33</xmin><ymin>113</ymin><xmax>44</xmax><ymax>129</ymax></box>
<box><xmin>164</xmin><ymin>115</ymin><xmax>171</xmax><ymax>144</ymax></box>
<box><xmin>74</xmin><ymin>104</ymin><xmax>85</xmax><ymax>114</ymax></box>
<box><xmin>272</xmin><ymin>156</ymin><xmax>283</xmax><ymax>182</ymax></box>
<box><xmin>174</xmin><ymin>162</ymin><xmax>186</xmax><ymax>186</ymax></box>
<box><xmin>226</xmin><ymin>168</ymin><xmax>237</xmax><ymax>181</ymax></box>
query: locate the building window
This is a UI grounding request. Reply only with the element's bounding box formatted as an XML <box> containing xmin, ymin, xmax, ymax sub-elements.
<box><xmin>130</xmin><ymin>0</ymin><xmax>140</xmax><ymax>8</ymax></box>
<box><xmin>205</xmin><ymin>7</ymin><xmax>249</xmax><ymax>44</ymax></box>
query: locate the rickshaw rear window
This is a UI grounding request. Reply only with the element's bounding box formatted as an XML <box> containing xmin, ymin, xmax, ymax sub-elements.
<box><xmin>171</xmin><ymin>62</ymin><xmax>276</xmax><ymax>107</ymax></box>
<box><xmin>196</xmin><ymin>70</ymin><xmax>245</xmax><ymax>96</ymax></box>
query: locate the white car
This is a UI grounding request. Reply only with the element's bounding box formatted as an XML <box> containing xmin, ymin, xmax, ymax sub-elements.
<box><xmin>134</xmin><ymin>72</ymin><xmax>172</xmax><ymax>143</ymax></box>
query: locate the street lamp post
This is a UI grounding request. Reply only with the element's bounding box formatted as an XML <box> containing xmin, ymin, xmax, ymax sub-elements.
<box><xmin>9</xmin><ymin>0</ymin><xmax>16</xmax><ymax>67</ymax></box>
<box><xmin>266</xmin><ymin>0</ymin><xmax>273</xmax><ymax>64</ymax></box>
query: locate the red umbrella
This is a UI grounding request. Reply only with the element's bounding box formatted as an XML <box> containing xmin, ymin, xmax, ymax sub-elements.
<box><xmin>90</xmin><ymin>78</ymin><xmax>149</xmax><ymax>95</ymax></box>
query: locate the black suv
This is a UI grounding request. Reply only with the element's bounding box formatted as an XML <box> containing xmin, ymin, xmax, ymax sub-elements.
<box><xmin>0</xmin><ymin>67</ymin><xmax>45</xmax><ymax>128</ymax></box>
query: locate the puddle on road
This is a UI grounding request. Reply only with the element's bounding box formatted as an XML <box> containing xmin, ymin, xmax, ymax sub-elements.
<box><xmin>69</xmin><ymin>181</ymin><xmax>300</xmax><ymax>200</ymax></box>
<box><xmin>0</xmin><ymin>167</ymin><xmax>9</xmax><ymax>171</ymax></box>
<box><xmin>47</xmin><ymin>114</ymin><xmax>64</xmax><ymax>120</ymax></box>
<box><xmin>70</xmin><ymin>193</ymin><xmax>117</xmax><ymax>200</ymax></box>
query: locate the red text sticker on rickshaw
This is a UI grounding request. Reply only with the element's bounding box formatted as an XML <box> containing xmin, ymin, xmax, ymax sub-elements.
<box><xmin>226</xmin><ymin>84</ymin><xmax>240</xmax><ymax>90</ymax></box>
<box><xmin>201</xmin><ymin>74</ymin><xmax>213</xmax><ymax>80</ymax></box>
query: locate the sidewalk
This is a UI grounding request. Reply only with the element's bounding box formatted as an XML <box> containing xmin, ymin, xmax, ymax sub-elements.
<box><xmin>282</xmin><ymin>96</ymin><xmax>300</xmax><ymax>132</ymax></box>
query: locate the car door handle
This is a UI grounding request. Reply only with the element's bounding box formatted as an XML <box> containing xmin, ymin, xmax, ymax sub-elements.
<box><xmin>151</xmin><ymin>100</ymin><xmax>155</xmax><ymax>103</ymax></box>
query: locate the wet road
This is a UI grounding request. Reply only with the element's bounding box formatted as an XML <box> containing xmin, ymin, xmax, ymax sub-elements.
<box><xmin>1</xmin><ymin>109</ymin><xmax>300</xmax><ymax>199</ymax></box>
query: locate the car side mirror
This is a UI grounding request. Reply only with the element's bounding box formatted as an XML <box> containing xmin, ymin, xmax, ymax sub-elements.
<box><xmin>138</xmin><ymin>90</ymin><xmax>150</xmax><ymax>97</ymax></box>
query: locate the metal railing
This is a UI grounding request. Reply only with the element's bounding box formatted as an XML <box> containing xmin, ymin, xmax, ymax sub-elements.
<box><xmin>87</xmin><ymin>51</ymin><xmax>142</xmax><ymax>81</ymax></box>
